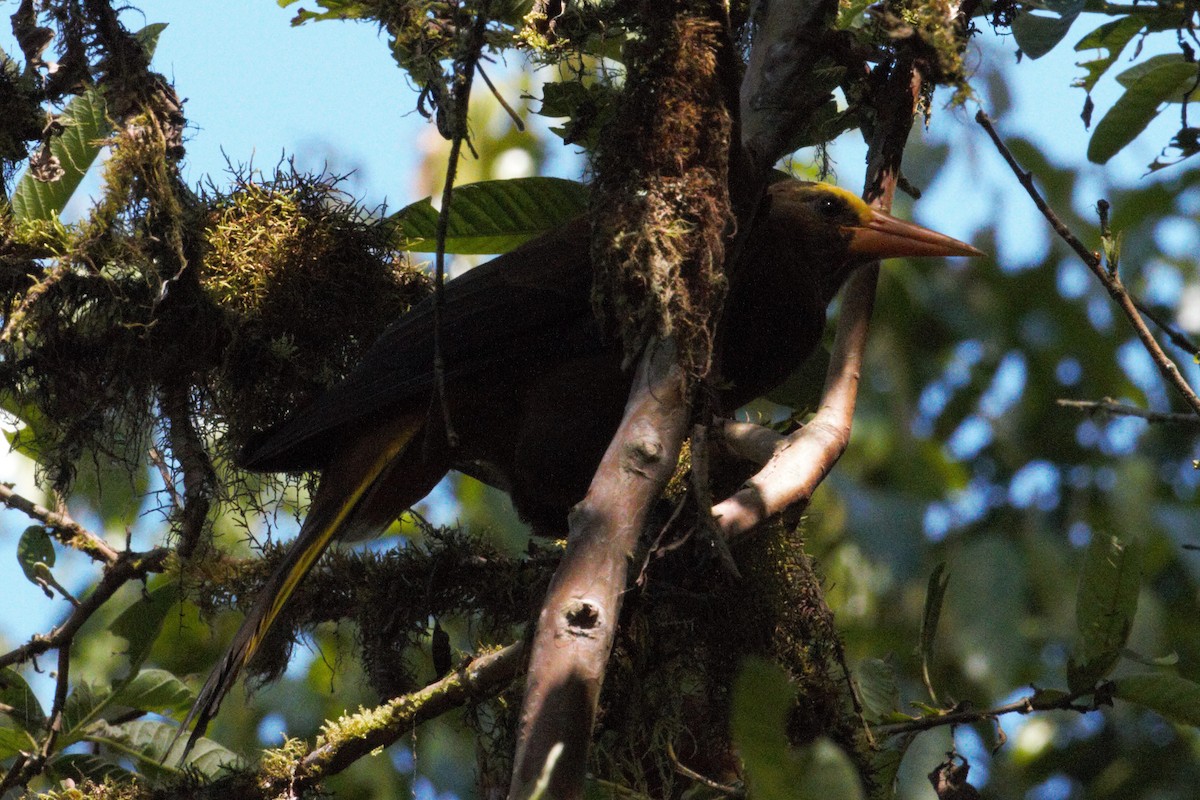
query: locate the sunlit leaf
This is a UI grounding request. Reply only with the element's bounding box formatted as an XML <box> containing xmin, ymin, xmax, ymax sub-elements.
<box><xmin>109</xmin><ymin>669</ymin><xmax>193</xmax><ymax>717</ymax></box>
<box><xmin>390</xmin><ymin>177</ymin><xmax>589</xmax><ymax>254</ymax></box>
<box><xmin>87</xmin><ymin>718</ymin><xmax>239</xmax><ymax>779</ymax></box>
<box><xmin>1088</xmin><ymin>59</ymin><xmax>1199</xmax><ymax>163</ymax></box>
<box><xmin>16</xmin><ymin>525</ymin><xmax>54</xmax><ymax>585</ymax></box>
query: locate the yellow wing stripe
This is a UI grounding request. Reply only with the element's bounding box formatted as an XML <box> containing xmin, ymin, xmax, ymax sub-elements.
<box><xmin>245</xmin><ymin>418</ymin><xmax>423</xmax><ymax>661</ymax></box>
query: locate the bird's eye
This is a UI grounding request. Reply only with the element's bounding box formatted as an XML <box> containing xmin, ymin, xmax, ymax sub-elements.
<box><xmin>816</xmin><ymin>195</ymin><xmax>842</xmax><ymax>218</ymax></box>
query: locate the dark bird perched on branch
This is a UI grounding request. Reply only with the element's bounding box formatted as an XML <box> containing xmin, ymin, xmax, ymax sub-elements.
<box><xmin>178</xmin><ymin>179</ymin><xmax>980</xmax><ymax>750</ymax></box>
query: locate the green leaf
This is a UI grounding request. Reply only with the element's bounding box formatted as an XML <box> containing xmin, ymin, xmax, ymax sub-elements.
<box><xmin>1073</xmin><ymin>16</ymin><xmax>1145</xmax><ymax>94</ymax></box>
<box><xmin>109</xmin><ymin>669</ymin><xmax>192</xmax><ymax>717</ymax></box>
<box><xmin>1012</xmin><ymin>0</ymin><xmax>1085</xmax><ymax>59</ymax></box>
<box><xmin>1067</xmin><ymin>533</ymin><xmax>1142</xmax><ymax>691</ymax></box>
<box><xmin>110</xmin><ymin>583</ymin><xmax>180</xmax><ymax>676</ymax></box>
<box><xmin>0</xmin><ymin>667</ymin><xmax>46</xmax><ymax>732</ymax></box>
<box><xmin>732</xmin><ymin>658</ymin><xmax>864</xmax><ymax>800</ymax></box>
<box><xmin>61</xmin><ymin>681</ymin><xmax>111</xmax><ymax>745</ymax></box>
<box><xmin>87</xmin><ymin>719</ymin><xmax>239</xmax><ymax>779</ymax></box>
<box><xmin>1116</xmin><ymin>54</ymin><xmax>1200</xmax><ymax>102</ymax></box>
<box><xmin>16</xmin><ymin>525</ymin><xmax>54</xmax><ymax>585</ymax></box>
<box><xmin>390</xmin><ymin>177</ymin><xmax>589</xmax><ymax>254</ymax></box>
<box><xmin>43</xmin><ymin>752</ymin><xmax>134</xmax><ymax>785</ymax></box>
<box><xmin>919</xmin><ymin>562</ymin><xmax>950</xmax><ymax>704</ymax></box>
<box><xmin>1114</xmin><ymin>672</ymin><xmax>1200</xmax><ymax>726</ymax></box>
<box><xmin>10</xmin><ymin>23</ymin><xmax>165</xmax><ymax>222</ymax></box>
<box><xmin>0</xmin><ymin>722</ymin><xmax>37</xmax><ymax>759</ymax></box>
<box><xmin>1088</xmin><ymin>60</ymin><xmax>1200</xmax><ymax>163</ymax></box>
<box><xmin>11</xmin><ymin>86</ymin><xmax>110</xmax><ymax>221</ymax></box>
<box><xmin>855</xmin><ymin>658</ymin><xmax>900</xmax><ymax>724</ymax></box>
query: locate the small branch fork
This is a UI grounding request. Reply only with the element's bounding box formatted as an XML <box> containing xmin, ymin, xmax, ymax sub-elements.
<box><xmin>0</xmin><ymin>485</ymin><xmax>168</xmax><ymax>793</ymax></box>
<box><xmin>872</xmin><ymin>683</ymin><xmax>1107</xmax><ymax>738</ymax></box>
<box><xmin>976</xmin><ymin>110</ymin><xmax>1200</xmax><ymax>419</ymax></box>
<box><xmin>712</xmin><ymin>58</ymin><xmax>924</xmax><ymax>538</ymax></box>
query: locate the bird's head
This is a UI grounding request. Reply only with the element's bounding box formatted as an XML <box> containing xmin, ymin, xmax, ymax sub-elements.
<box><xmin>765</xmin><ymin>180</ymin><xmax>983</xmax><ymax>300</ymax></box>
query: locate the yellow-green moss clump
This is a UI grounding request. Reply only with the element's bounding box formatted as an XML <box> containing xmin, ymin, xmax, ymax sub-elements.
<box><xmin>201</xmin><ymin>172</ymin><xmax>430</xmax><ymax>450</ymax></box>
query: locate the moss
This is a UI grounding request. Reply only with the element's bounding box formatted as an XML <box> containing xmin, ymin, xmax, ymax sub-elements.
<box><xmin>590</xmin><ymin>3</ymin><xmax>733</xmax><ymax>379</ymax></box>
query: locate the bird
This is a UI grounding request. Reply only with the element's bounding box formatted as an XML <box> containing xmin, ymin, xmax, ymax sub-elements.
<box><xmin>177</xmin><ymin>179</ymin><xmax>981</xmax><ymax>751</ymax></box>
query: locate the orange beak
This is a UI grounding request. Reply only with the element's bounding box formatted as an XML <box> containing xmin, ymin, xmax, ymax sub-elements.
<box><xmin>847</xmin><ymin>209</ymin><xmax>984</xmax><ymax>259</ymax></box>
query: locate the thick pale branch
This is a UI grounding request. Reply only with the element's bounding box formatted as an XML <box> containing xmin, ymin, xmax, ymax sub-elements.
<box><xmin>510</xmin><ymin>340</ymin><xmax>690</xmax><ymax>800</ymax></box>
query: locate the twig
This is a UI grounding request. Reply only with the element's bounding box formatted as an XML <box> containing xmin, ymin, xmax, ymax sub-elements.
<box><xmin>976</xmin><ymin>109</ymin><xmax>1200</xmax><ymax>419</ymax></box>
<box><xmin>431</xmin><ymin>8</ymin><xmax>492</xmax><ymax>450</ymax></box>
<box><xmin>1057</xmin><ymin>397</ymin><xmax>1200</xmax><ymax>426</ymax></box>
<box><xmin>666</xmin><ymin>741</ymin><xmax>744</xmax><ymax>798</ymax></box>
<box><xmin>0</xmin><ymin>482</ymin><xmax>119</xmax><ymax>564</ymax></box>
<box><xmin>1132</xmin><ymin>296</ymin><xmax>1200</xmax><ymax>357</ymax></box>
<box><xmin>0</xmin><ymin>548</ymin><xmax>169</xmax><ymax>670</ymax></box>
<box><xmin>160</xmin><ymin>385</ymin><xmax>217</xmax><ymax>559</ymax></box>
<box><xmin>476</xmin><ymin>62</ymin><xmax>525</xmax><ymax>131</ymax></box>
<box><xmin>872</xmin><ymin>685</ymin><xmax>1098</xmax><ymax>737</ymax></box>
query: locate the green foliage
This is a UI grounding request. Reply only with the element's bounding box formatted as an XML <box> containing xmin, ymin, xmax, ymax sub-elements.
<box><xmin>390</xmin><ymin>177</ymin><xmax>589</xmax><ymax>253</ymax></box>
<box><xmin>1068</xmin><ymin>533</ymin><xmax>1142</xmax><ymax>691</ymax></box>
<box><xmin>1088</xmin><ymin>58</ymin><xmax>1200</xmax><ymax>164</ymax></box>
<box><xmin>1012</xmin><ymin>0</ymin><xmax>1085</xmax><ymax>59</ymax></box>
<box><xmin>732</xmin><ymin>658</ymin><xmax>865</xmax><ymax>800</ymax></box>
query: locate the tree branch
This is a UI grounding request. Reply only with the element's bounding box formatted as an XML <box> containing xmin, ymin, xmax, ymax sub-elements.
<box><xmin>1057</xmin><ymin>397</ymin><xmax>1200</xmax><ymax>426</ymax></box>
<box><xmin>259</xmin><ymin>641</ymin><xmax>526</xmax><ymax>796</ymax></box>
<box><xmin>0</xmin><ymin>481</ymin><xmax>119</xmax><ymax>564</ymax></box>
<box><xmin>976</xmin><ymin>109</ymin><xmax>1200</xmax><ymax>419</ymax></box>
<box><xmin>510</xmin><ymin>340</ymin><xmax>691</xmax><ymax>800</ymax></box>
<box><xmin>713</xmin><ymin>57</ymin><xmax>923</xmax><ymax>537</ymax></box>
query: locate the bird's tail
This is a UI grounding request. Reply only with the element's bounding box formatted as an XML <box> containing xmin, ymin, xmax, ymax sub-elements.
<box><xmin>174</xmin><ymin>411</ymin><xmax>424</xmax><ymax>758</ymax></box>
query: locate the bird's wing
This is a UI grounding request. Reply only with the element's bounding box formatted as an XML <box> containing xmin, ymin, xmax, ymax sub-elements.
<box><xmin>240</xmin><ymin>217</ymin><xmax>596</xmax><ymax>471</ymax></box>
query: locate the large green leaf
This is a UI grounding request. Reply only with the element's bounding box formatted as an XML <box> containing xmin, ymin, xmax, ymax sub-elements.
<box><xmin>732</xmin><ymin>658</ymin><xmax>865</xmax><ymax>800</ymax></box>
<box><xmin>10</xmin><ymin>23</ymin><xmax>166</xmax><ymax>222</ymax></box>
<box><xmin>110</xmin><ymin>583</ymin><xmax>180</xmax><ymax>677</ymax></box>
<box><xmin>109</xmin><ymin>669</ymin><xmax>192</xmax><ymax>717</ymax></box>
<box><xmin>11</xmin><ymin>86</ymin><xmax>110</xmax><ymax>221</ymax></box>
<box><xmin>1073</xmin><ymin>16</ymin><xmax>1145</xmax><ymax>94</ymax></box>
<box><xmin>1013</xmin><ymin>0</ymin><xmax>1086</xmax><ymax>59</ymax></box>
<box><xmin>390</xmin><ymin>177</ymin><xmax>588</xmax><ymax>254</ymax></box>
<box><xmin>1115</xmin><ymin>54</ymin><xmax>1200</xmax><ymax>102</ymax></box>
<box><xmin>0</xmin><ymin>667</ymin><xmax>46</xmax><ymax>733</ymax></box>
<box><xmin>1088</xmin><ymin>59</ymin><xmax>1199</xmax><ymax>163</ymax></box>
<box><xmin>87</xmin><ymin>719</ymin><xmax>239</xmax><ymax>779</ymax></box>
<box><xmin>43</xmin><ymin>752</ymin><xmax>135</xmax><ymax>785</ymax></box>
<box><xmin>1114</xmin><ymin>672</ymin><xmax>1200</xmax><ymax>726</ymax></box>
<box><xmin>1067</xmin><ymin>533</ymin><xmax>1141</xmax><ymax>691</ymax></box>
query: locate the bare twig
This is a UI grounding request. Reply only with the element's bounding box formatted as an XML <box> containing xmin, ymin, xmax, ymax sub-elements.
<box><xmin>0</xmin><ymin>482</ymin><xmax>119</xmax><ymax>564</ymax></box>
<box><xmin>1057</xmin><ymin>397</ymin><xmax>1200</xmax><ymax>426</ymax></box>
<box><xmin>476</xmin><ymin>62</ymin><xmax>526</xmax><ymax>131</ymax></box>
<box><xmin>873</xmin><ymin>684</ymin><xmax>1100</xmax><ymax>737</ymax></box>
<box><xmin>976</xmin><ymin>110</ymin><xmax>1200</xmax><ymax>418</ymax></box>
<box><xmin>0</xmin><ymin>548</ymin><xmax>169</xmax><ymax>670</ymax></box>
<box><xmin>666</xmin><ymin>741</ymin><xmax>745</xmax><ymax>798</ymax></box>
